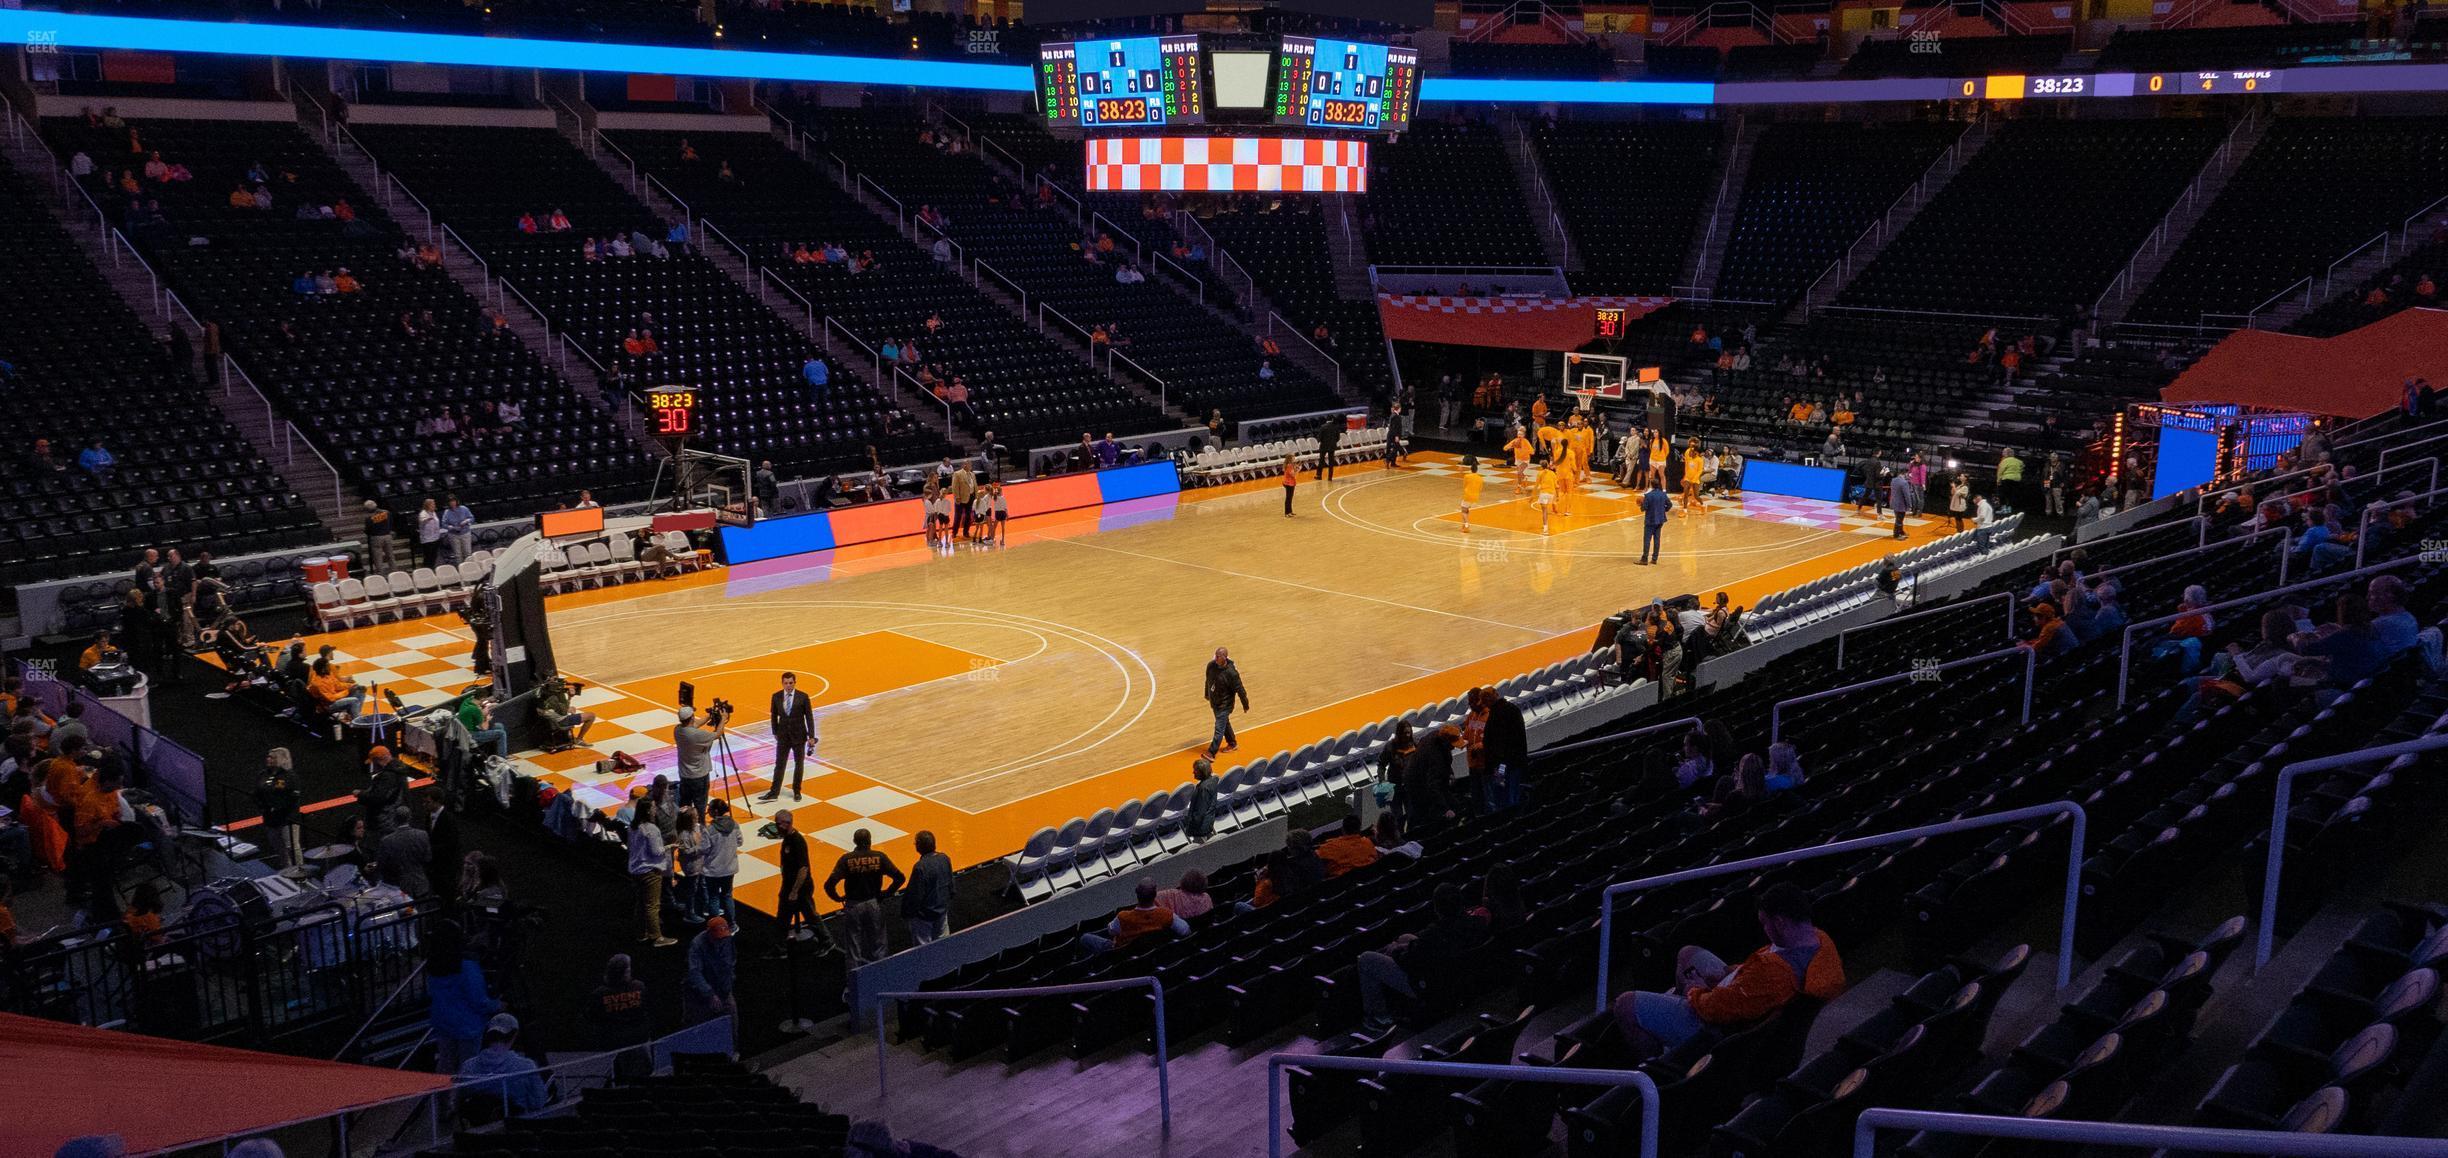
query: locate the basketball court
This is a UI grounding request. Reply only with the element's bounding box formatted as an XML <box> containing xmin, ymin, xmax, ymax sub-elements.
<box><xmin>293</xmin><ymin>452</ymin><xmax>1949</xmax><ymax>914</ymax></box>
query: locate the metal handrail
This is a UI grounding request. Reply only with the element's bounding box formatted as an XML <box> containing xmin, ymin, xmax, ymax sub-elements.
<box><xmin>439</xmin><ymin>223</ymin><xmax>488</xmax><ymax>303</ymax></box>
<box><xmin>1836</xmin><ymin>591</ymin><xmax>2015</xmax><ymax>670</ymax></box>
<box><xmin>1111</xmin><ymin>347</ymin><xmax>1167</xmax><ymax>409</ymax></box>
<box><xmin>645</xmin><ymin>172</ymin><xmax>692</xmax><ymax>235</ymax></box>
<box><xmin>333</xmin><ymin>960</ymin><xmax>426</xmax><ymax>1060</ymax></box>
<box><xmin>2339</xmin><ymin>415</ymin><xmax>2448</xmax><ymax>454</ymax></box>
<box><xmin>1772</xmin><ymin>645</ymin><xmax>2034</xmax><ymax>745</ymax></box>
<box><xmin>1267</xmin><ymin>1056</ymin><xmax>1657</xmax><ymax>1158</ymax></box>
<box><xmin>2379</xmin><ymin>432</ymin><xmax>2448</xmax><ymax>474</ymax></box>
<box><xmin>917</xmin><ymin>214</ymin><xmax>964</xmax><ymax>270</ymax></box>
<box><xmin>1855</xmin><ymin>1107</ymin><xmax>2447</xmax><ymax>1157</ymax></box>
<box><xmin>2197</xmin><ymin>454</ymin><xmax>2440</xmax><ymax>522</ymax></box>
<box><xmin>1090</xmin><ymin>210</ymin><xmax>1144</xmax><ymax>264</ymax></box>
<box><xmin>2096</xmin><ymin>109</ymin><xmax>2256</xmax><ymax>318</ymax></box>
<box><xmin>2257</xmin><ymin>734</ymin><xmax>2448</xmax><ymax>969</ymax></box>
<box><xmin>592</xmin><ymin>127</ymin><xmax>641</xmax><ymax>192</ymax></box>
<box><xmin>2357</xmin><ymin>483</ymin><xmax>2448</xmax><ymax>566</ymax></box>
<box><xmin>2115</xmin><ymin>553</ymin><xmax>2419</xmax><ymax>708</ymax></box>
<box><xmin>700</xmin><ymin>218</ymin><xmax>748</xmax><ymax>267</ymax></box>
<box><xmin>876</xmin><ymin>981</ymin><xmax>1168</xmax><ymax>1132</ymax></box>
<box><xmin>2053</xmin><ymin>513</ymin><xmax>2209</xmax><ymax>558</ymax></box>
<box><xmin>1535</xmin><ymin>716</ymin><xmax>1701</xmax><ymax>761</ymax></box>
<box><xmin>859</xmin><ymin>174</ymin><xmax>906</xmax><ymax>225</ymax></box>
<box><xmin>1266</xmin><ymin>310</ymin><xmax>1344</xmax><ymax>393</ymax></box>
<box><xmin>387</xmin><ymin>173</ymin><xmax>436</xmax><ymax>242</ymax></box>
<box><xmin>1040</xmin><ymin>300</ymin><xmax>1092</xmax><ymax>345</ymax></box>
<box><xmin>222</xmin><ymin>354</ymin><xmax>282</xmax><ymax>445</ymax></box>
<box><xmin>1036</xmin><ymin>174</ymin><xmax>1082</xmax><ymax>224</ymax></box>
<box><xmin>1801</xmin><ymin>120</ymin><xmax>1973</xmax><ymax>314</ymax></box>
<box><xmin>984</xmin><ymin>135</ymin><xmax>1025</xmax><ymax>179</ymax></box>
<box><xmin>499</xmin><ymin>277</ymin><xmax>550</xmax><ymax>340</ymax></box>
<box><xmin>1596</xmin><ymin>801</ymin><xmax>2087</xmax><ymax>1012</ymax></box>
<box><xmin>759</xmin><ymin>265</ymin><xmax>818</xmax><ymax>335</ymax></box>
<box><xmin>2089</xmin><ymin>524</ymin><xmax>2290</xmax><ymax>586</ymax></box>
<box><xmin>561</xmin><ymin>332</ymin><xmax>609</xmax><ymax>379</ymax></box>
<box><xmin>229</xmin><ymin>354</ymin><xmax>347</xmax><ymax>517</ymax></box>
<box><xmin>1152</xmin><ymin>252</ymin><xmax>1201</xmax><ymax>302</ymax></box>
<box><xmin>895</xmin><ymin>364</ymin><xmax>956</xmax><ymax>436</ymax></box>
<box><xmin>976</xmin><ymin>258</ymin><xmax>1025</xmax><ymax>312</ymax></box>
<box><xmin>824</xmin><ymin>315</ymin><xmax>883</xmax><ymax>382</ymax></box>
<box><xmin>2323</xmin><ymin>229</ymin><xmax>2390</xmax><ymax>300</ymax></box>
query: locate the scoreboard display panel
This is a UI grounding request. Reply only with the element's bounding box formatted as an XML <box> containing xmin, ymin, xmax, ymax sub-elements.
<box><xmin>1038</xmin><ymin>35</ymin><xmax>1204</xmax><ymax>128</ymax></box>
<box><xmin>1274</xmin><ymin>36</ymin><xmax>1419</xmax><ymax>132</ymax></box>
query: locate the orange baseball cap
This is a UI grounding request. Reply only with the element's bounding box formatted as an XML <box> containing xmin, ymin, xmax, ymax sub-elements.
<box><xmin>367</xmin><ymin>745</ymin><xmax>391</xmax><ymax>761</ymax></box>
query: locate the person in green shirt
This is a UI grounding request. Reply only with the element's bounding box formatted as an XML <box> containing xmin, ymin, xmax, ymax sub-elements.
<box><xmin>1995</xmin><ymin>449</ymin><xmax>2024</xmax><ymax>514</ymax></box>
<box><xmin>459</xmin><ymin>694</ymin><xmax>508</xmax><ymax>758</ymax></box>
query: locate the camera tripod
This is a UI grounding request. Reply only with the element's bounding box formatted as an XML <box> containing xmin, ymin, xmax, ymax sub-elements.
<box><xmin>709</xmin><ymin>712</ymin><xmax>756</xmax><ymax>819</ymax></box>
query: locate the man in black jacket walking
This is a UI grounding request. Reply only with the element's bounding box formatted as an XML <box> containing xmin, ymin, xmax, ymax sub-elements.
<box><xmin>1480</xmin><ymin>688</ymin><xmax>1529</xmax><ymax>812</ymax></box>
<box><xmin>1316</xmin><ymin>416</ymin><xmax>1343</xmax><ymax>482</ymax></box>
<box><xmin>1203</xmin><ymin>648</ymin><xmax>1248</xmax><ymax>758</ymax></box>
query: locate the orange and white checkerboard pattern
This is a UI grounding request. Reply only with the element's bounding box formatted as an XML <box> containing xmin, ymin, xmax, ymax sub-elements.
<box><xmin>1085</xmin><ymin>135</ymin><xmax>1369</xmax><ymax>193</ymax></box>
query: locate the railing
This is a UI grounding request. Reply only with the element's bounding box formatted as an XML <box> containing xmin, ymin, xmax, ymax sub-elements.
<box><xmin>1835</xmin><ymin>591</ymin><xmax>2015</xmax><ymax>670</ymax></box>
<box><xmin>1036</xmin><ymin>174</ymin><xmax>1083</xmax><ymax>225</ymax></box>
<box><xmin>976</xmin><ymin>258</ymin><xmax>1026</xmax><ymax>313</ymax></box>
<box><xmin>2322</xmin><ymin>228</ymin><xmax>2390</xmax><ymax>301</ymax></box>
<box><xmin>439</xmin><ymin>223</ymin><xmax>489</xmax><ymax>305</ymax></box>
<box><xmin>1690</xmin><ymin>114</ymin><xmax>1743</xmax><ymax>278</ymax></box>
<box><xmin>2052</xmin><ymin>514</ymin><xmax>2209</xmax><ymax>559</ymax></box>
<box><xmin>2257</xmin><ymin>734</ymin><xmax>2448</xmax><ymax>969</ymax></box>
<box><xmin>2088</xmin><ymin>524</ymin><xmax>2290</xmax><ymax>589</ymax></box>
<box><xmin>700</xmin><ymin>218</ymin><xmax>749</xmax><ymax>268</ymax></box>
<box><xmin>859</xmin><ymin>174</ymin><xmax>906</xmax><ymax>226</ymax></box>
<box><xmin>2200</xmin><ymin>274</ymin><xmax>2312</xmax><ymax>333</ymax></box>
<box><xmin>1856</xmin><ymin>1108</ymin><xmax>2447</xmax><ymax>1158</ymax></box>
<box><xmin>592</xmin><ymin>127</ymin><xmax>642</xmax><ymax>193</ymax></box>
<box><xmin>895</xmin><ymin>364</ymin><xmax>957</xmax><ymax>436</ymax></box>
<box><xmin>752</xmin><ymin>93</ymin><xmax>795</xmax><ymax>147</ymax></box>
<box><xmin>1595</xmin><ymin>801</ymin><xmax>2087</xmax><ymax>1012</ymax></box>
<box><xmin>1152</xmin><ymin>252</ymin><xmax>1202</xmax><ymax>302</ymax></box>
<box><xmin>1771</xmin><ymin>645</ymin><xmax>2034</xmax><ymax>745</ymax></box>
<box><xmin>542</xmin><ymin>91</ymin><xmax>589</xmax><ymax>152</ymax></box>
<box><xmin>1534</xmin><ymin>716</ymin><xmax>1698</xmax><ymax>761</ymax></box>
<box><xmin>1266</xmin><ymin>310</ymin><xmax>1345</xmax><ymax>393</ymax></box>
<box><xmin>2095</xmin><ymin>108</ymin><xmax>2256</xmax><ymax>318</ymax></box>
<box><xmin>2357</xmin><ymin>483</ymin><xmax>2448</xmax><ymax>566</ymax></box>
<box><xmin>1268</xmin><ymin>1056</ymin><xmax>1657</xmax><ymax>1158</ymax></box>
<box><xmin>646</xmin><ymin>172</ymin><xmax>693</xmax><ymax>237</ymax></box>
<box><xmin>2378</xmin><ymin>431</ymin><xmax>2448</xmax><ymax>475</ymax></box>
<box><xmin>984</xmin><ymin>135</ymin><xmax>1026</xmax><ymax>180</ymax></box>
<box><xmin>1040</xmin><ymin>300</ymin><xmax>1093</xmax><ymax>346</ymax></box>
<box><xmin>499</xmin><ymin>276</ymin><xmax>550</xmax><ymax>341</ymax></box>
<box><xmin>824</xmin><ymin>315</ymin><xmax>884</xmax><ymax>383</ymax></box>
<box><xmin>876</xmin><ymin>981</ymin><xmax>1168</xmax><ymax>1132</ymax></box>
<box><xmin>387</xmin><ymin>173</ymin><xmax>437</xmax><ymax>242</ymax></box>
<box><xmin>2400</xmin><ymin>192</ymin><xmax>2448</xmax><ymax>250</ymax></box>
<box><xmin>917</xmin><ymin>214</ymin><xmax>965</xmax><ymax>272</ymax></box>
<box><xmin>1111</xmin><ymin>347</ymin><xmax>1168</xmax><ymax>409</ymax></box>
<box><xmin>1801</xmin><ymin>119</ymin><xmax>1973</xmax><ymax>314</ymax></box>
<box><xmin>1091</xmin><ymin>210</ymin><xmax>1145</xmax><ymax>264</ymax></box>
<box><xmin>2196</xmin><ymin>452</ymin><xmax>2440</xmax><ymax>521</ymax></box>
<box><xmin>226</xmin><ymin>356</ymin><xmax>341</xmax><ymax>515</ymax></box>
<box><xmin>759</xmin><ymin>265</ymin><xmax>818</xmax><ymax>336</ymax></box>
<box><xmin>2341</xmin><ymin>416</ymin><xmax>2448</xmax><ymax>454</ymax></box>
<box><xmin>333</xmin><ymin>960</ymin><xmax>426</xmax><ymax>1061</ymax></box>
<box><xmin>2115</xmin><ymin>553</ymin><xmax>2419</xmax><ymax>708</ymax></box>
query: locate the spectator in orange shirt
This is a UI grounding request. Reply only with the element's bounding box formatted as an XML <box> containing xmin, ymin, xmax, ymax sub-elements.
<box><xmin>1612</xmin><ymin>882</ymin><xmax>1844</xmax><ymax>1059</ymax></box>
<box><xmin>1315</xmin><ymin>814</ymin><xmax>1381</xmax><ymax>878</ymax></box>
<box><xmin>1080</xmin><ymin>877</ymin><xmax>1188</xmax><ymax>954</ymax></box>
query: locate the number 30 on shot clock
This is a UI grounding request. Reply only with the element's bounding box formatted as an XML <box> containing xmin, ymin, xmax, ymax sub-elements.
<box><xmin>648</xmin><ymin>389</ymin><xmax>698</xmax><ymax>439</ymax></box>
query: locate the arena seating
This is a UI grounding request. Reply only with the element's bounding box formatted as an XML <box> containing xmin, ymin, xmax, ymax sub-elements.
<box><xmin>2294</xmin><ymin>237</ymin><xmax>2448</xmax><ymax>336</ymax></box>
<box><xmin>780</xmin><ymin>101</ymin><xmax>1346</xmax><ymax>424</ymax></box>
<box><xmin>1195</xmin><ymin>201</ymin><xmax>1397</xmax><ymax>402</ymax></box>
<box><xmin>2095</xmin><ymin>24</ymin><xmax>2363</xmax><ymax>71</ymax></box>
<box><xmin>1530</xmin><ymin>119</ymin><xmax>1727</xmax><ymax>295</ymax></box>
<box><xmin>1365</xmin><ymin>120</ymin><xmax>1548</xmax><ymax>269</ymax></box>
<box><xmin>610</xmin><ymin>128</ymin><xmax>1171</xmax><ymax>451</ymax></box>
<box><xmin>2127</xmin><ymin>117</ymin><xmax>2448</xmax><ymax>327</ymax></box>
<box><xmin>0</xmin><ymin>154</ymin><xmax>324</xmax><ymax>587</ymax></box>
<box><xmin>1451</xmin><ymin>41</ymin><xmax>1616</xmax><ymax>78</ymax></box>
<box><xmin>1720</xmin><ymin>43</ymin><xmax>1827</xmax><ymax>81</ymax></box>
<box><xmin>1713</xmin><ymin>121</ymin><xmax>1965</xmax><ymax>305</ymax></box>
<box><xmin>1840</xmin><ymin>118</ymin><xmax>2228</xmax><ymax>317</ymax></box>
<box><xmin>346</xmin><ymin>123</ymin><xmax>950</xmax><ymax>475</ymax></box>
<box><xmin>418</xmin><ymin>1056</ymin><xmax>861</xmax><ymax>1156</ymax></box>
<box><xmin>42</xmin><ymin>115</ymin><xmax>653</xmax><ymax>519</ymax></box>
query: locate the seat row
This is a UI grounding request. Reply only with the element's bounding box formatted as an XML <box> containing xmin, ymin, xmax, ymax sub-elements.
<box><xmin>1184</xmin><ymin>428</ymin><xmax>1388</xmax><ymax>485</ymax></box>
<box><xmin>538</xmin><ymin>533</ymin><xmax>708</xmax><ymax>593</ymax></box>
<box><xmin>1746</xmin><ymin>515</ymin><xmax>2024</xmax><ymax>640</ymax></box>
<box><xmin>311</xmin><ymin>556</ymin><xmax>496</xmax><ymax>629</ymax></box>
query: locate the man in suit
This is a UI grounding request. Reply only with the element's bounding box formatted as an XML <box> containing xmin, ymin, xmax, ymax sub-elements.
<box><xmin>763</xmin><ymin>671</ymin><xmax>816</xmax><ymax>802</ymax></box>
<box><xmin>1640</xmin><ymin>481</ymin><xmax>1673</xmax><ymax>565</ymax></box>
<box><xmin>1316</xmin><ymin>415</ymin><xmax>1342</xmax><ymax>482</ymax></box>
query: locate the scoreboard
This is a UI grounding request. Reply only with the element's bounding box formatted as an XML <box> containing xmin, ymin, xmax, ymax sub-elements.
<box><xmin>1037</xmin><ymin>35</ymin><xmax>1204</xmax><ymax>128</ymax></box>
<box><xmin>1275</xmin><ymin>36</ymin><xmax>1420</xmax><ymax>132</ymax></box>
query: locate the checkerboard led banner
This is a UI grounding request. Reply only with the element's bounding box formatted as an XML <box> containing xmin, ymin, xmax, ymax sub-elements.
<box><xmin>1085</xmin><ymin>136</ymin><xmax>1370</xmax><ymax>193</ymax></box>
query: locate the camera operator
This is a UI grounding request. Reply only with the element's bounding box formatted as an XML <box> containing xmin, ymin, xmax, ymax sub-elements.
<box><xmin>673</xmin><ymin>703</ymin><xmax>724</xmax><ymax>815</ymax></box>
<box><xmin>535</xmin><ymin>669</ymin><xmax>595</xmax><ymax>752</ymax></box>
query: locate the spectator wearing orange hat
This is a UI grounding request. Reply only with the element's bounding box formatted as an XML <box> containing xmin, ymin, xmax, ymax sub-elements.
<box><xmin>356</xmin><ymin>746</ymin><xmax>405</xmax><ymax>835</ymax></box>
<box><xmin>683</xmin><ymin>914</ymin><xmax>736</xmax><ymax>1024</ymax></box>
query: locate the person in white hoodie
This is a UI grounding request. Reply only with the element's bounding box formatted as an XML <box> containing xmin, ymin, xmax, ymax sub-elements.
<box><xmin>699</xmin><ymin>798</ymin><xmax>743</xmax><ymax>925</ymax></box>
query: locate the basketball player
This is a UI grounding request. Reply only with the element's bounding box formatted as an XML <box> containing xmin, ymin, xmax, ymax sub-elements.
<box><xmin>1554</xmin><ymin>435</ymin><xmax>1581</xmax><ymax>518</ymax></box>
<box><xmin>1646</xmin><ymin>428</ymin><xmax>1671</xmax><ymax>490</ymax></box>
<box><xmin>1458</xmin><ymin>454</ymin><xmax>1483</xmax><ymax>533</ymax></box>
<box><xmin>1535</xmin><ymin>460</ymin><xmax>1560</xmax><ymax>535</ymax></box>
<box><xmin>1504</xmin><ymin>426</ymin><xmax>1537</xmax><ymax>496</ymax></box>
<box><xmin>1681</xmin><ymin>439</ymin><xmax>1705</xmax><ymax>516</ymax></box>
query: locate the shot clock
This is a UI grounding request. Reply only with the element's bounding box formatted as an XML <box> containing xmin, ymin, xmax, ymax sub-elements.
<box><xmin>647</xmin><ymin>389</ymin><xmax>699</xmax><ymax>442</ymax></box>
